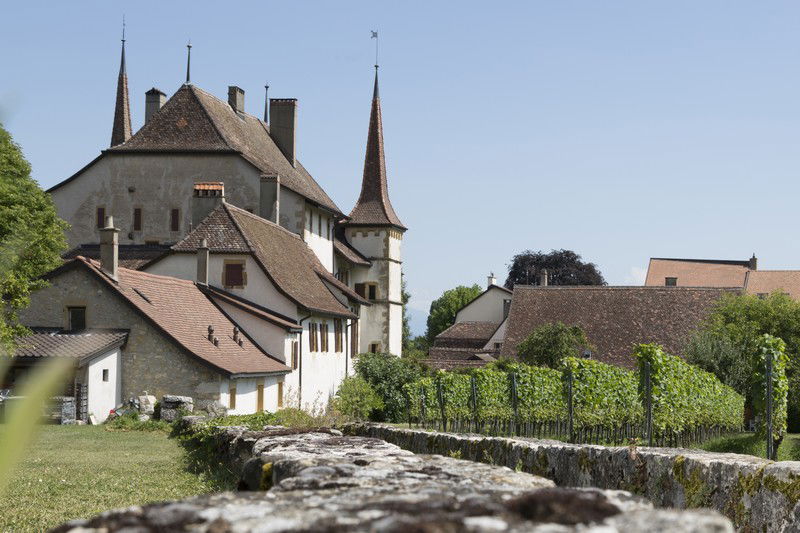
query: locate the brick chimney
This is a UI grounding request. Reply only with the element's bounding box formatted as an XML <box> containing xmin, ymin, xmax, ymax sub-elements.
<box><xmin>99</xmin><ymin>215</ymin><xmax>119</xmax><ymax>280</ymax></box>
<box><xmin>539</xmin><ymin>269</ymin><xmax>549</xmax><ymax>287</ymax></box>
<box><xmin>228</xmin><ymin>86</ymin><xmax>245</xmax><ymax>114</ymax></box>
<box><xmin>270</xmin><ymin>98</ymin><xmax>297</xmax><ymax>166</ymax></box>
<box><xmin>749</xmin><ymin>254</ymin><xmax>758</xmax><ymax>270</ymax></box>
<box><xmin>197</xmin><ymin>238</ymin><xmax>209</xmax><ymax>285</ymax></box>
<box><xmin>145</xmin><ymin>88</ymin><xmax>166</xmax><ymax>123</ymax></box>
<box><xmin>487</xmin><ymin>272</ymin><xmax>496</xmax><ymax>288</ymax></box>
<box><xmin>192</xmin><ymin>182</ymin><xmax>225</xmax><ymax>227</ymax></box>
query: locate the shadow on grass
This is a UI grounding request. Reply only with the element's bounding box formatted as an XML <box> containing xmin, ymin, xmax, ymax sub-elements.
<box><xmin>171</xmin><ymin>426</ymin><xmax>239</xmax><ymax>492</ymax></box>
<box><xmin>699</xmin><ymin>432</ymin><xmax>800</xmax><ymax>461</ymax></box>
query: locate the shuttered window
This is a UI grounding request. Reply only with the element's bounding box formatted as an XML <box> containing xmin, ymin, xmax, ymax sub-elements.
<box><xmin>351</xmin><ymin>321</ymin><xmax>359</xmax><ymax>355</ymax></box>
<box><xmin>256</xmin><ymin>383</ymin><xmax>264</xmax><ymax>412</ymax></box>
<box><xmin>291</xmin><ymin>341</ymin><xmax>299</xmax><ymax>369</ymax></box>
<box><xmin>170</xmin><ymin>209</ymin><xmax>180</xmax><ymax>231</ymax></box>
<box><xmin>309</xmin><ymin>323</ymin><xmax>318</xmax><ymax>352</ymax></box>
<box><xmin>228</xmin><ymin>383</ymin><xmax>237</xmax><ymax>409</ymax></box>
<box><xmin>334</xmin><ymin>319</ymin><xmax>343</xmax><ymax>353</ymax></box>
<box><xmin>223</xmin><ymin>262</ymin><xmax>245</xmax><ymax>288</ymax></box>
<box><xmin>96</xmin><ymin>207</ymin><xmax>105</xmax><ymax>228</ymax></box>
<box><xmin>354</xmin><ymin>283</ymin><xmax>366</xmax><ymax>298</ymax></box>
<box><xmin>277</xmin><ymin>381</ymin><xmax>284</xmax><ymax>408</ymax></box>
<box><xmin>133</xmin><ymin>208</ymin><xmax>142</xmax><ymax>231</ymax></box>
<box><xmin>320</xmin><ymin>323</ymin><xmax>329</xmax><ymax>352</ymax></box>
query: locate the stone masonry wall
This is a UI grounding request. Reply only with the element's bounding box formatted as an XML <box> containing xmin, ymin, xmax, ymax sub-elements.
<box><xmin>344</xmin><ymin>423</ymin><xmax>800</xmax><ymax>532</ymax></box>
<box><xmin>53</xmin><ymin>424</ymin><xmax>733</xmax><ymax>532</ymax></box>
<box><xmin>19</xmin><ymin>267</ymin><xmax>224</xmax><ymax>403</ymax></box>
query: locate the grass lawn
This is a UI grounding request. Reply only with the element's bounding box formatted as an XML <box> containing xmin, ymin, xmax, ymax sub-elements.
<box><xmin>0</xmin><ymin>425</ymin><xmax>223</xmax><ymax>532</ymax></box>
<box><xmin>697</xmin><ymin>432</ymin><xmax>800</xmax><ymax>461</ymax></box>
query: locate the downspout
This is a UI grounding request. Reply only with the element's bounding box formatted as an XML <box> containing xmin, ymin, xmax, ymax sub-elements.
<box><xmin>298</xmin><ymin>314</ymin><xmax>312</xmax><ymax>408</ymax></box>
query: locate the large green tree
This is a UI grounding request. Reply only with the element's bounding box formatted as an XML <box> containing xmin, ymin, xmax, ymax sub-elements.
<box><xmin>425</xmin><ymin>284</ymin><xmax>482</xmax><ymax>342</ymax></box>
<box><xmin>0</xmin><ymin>124</ymin><xmax>68</xmax><ymax>352</ymax></box>
<box><xmin>688</xmin><ymin>292</ymin><xmax>800</xmax><ymax>431</ymax></box>
<box><xmin>517</xmin><ymin>322</ymin><xmax>593</xmax><ymax>367</ymax></box>
<box><xmin>505</xmin><ymin>249</ymin><xmax>605</xmax><ymax>288</ymax></box>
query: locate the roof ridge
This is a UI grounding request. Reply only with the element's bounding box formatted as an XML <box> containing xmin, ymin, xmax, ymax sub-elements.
<box><xmin>514</xmin><ymin>285</ymin><xmax>742</xmax><ymax>291</ymax></box>
<box><xmin>80</xmin><ymin>257</ymin><xmax>196</xmax><ymax>285</ymax></box>
<box><xmin>188</xmin><ymin>85</ymin><xmax>237</xmax><ymax>151</ymax></box>
<box><xmin>225</xmin><ymin>203</ymin><xmax>306</xmax><ymax>243</ymax></box>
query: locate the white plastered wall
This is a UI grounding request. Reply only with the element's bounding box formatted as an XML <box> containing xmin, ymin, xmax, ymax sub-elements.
<box><xmin>86</xmin><ymin>347</ymin><xmax>122</xmax><ymax>422</ymax></box>
<box><xmin>456</xmin><ymin>287</ymin><xmax>511</xmax><ymax>324</ymax></box>
<box><xmin>297</xmin><ymin>314</ymin><xmax>350</xmax><ymax>412</ymax></box>
<box><xmin>219</xmin><ymin>376</ymin><xmax>284</xmax><ymax>415</ymax></box>
<box><xmin>302</xmin><ymin>206</ymin><xmax>334</xmax><ymax>273</ymax></box>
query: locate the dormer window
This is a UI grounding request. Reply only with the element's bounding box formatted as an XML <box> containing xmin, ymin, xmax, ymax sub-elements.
<box><xmin>67</xmin><ymin>306</ymin><xmax>86</xmax><ymax>331</ymax></box>
<box><xmin>223</xmin><ymin>260</ymin><xmax>246</xmax><ymax>288</ymax></box>
<box><xmin>665</xmin><ymin>277</ymin><xmax>677</xmax><ymax>287</ymax></box>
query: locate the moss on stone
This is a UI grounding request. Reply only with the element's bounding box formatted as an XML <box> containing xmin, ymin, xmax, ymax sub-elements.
<box><xmin>763</xmin><ymin>473</ymin><xmax>800</xmax><ymax>505</ymax></box>
<box><xmin>578</xmin><ymin>449</ymin><xmax>595</xmax><ymax>473</ymax></box>
<box><xmin>671</xmin><ymin>457</ymin><xmax>713</xmax><ymax>508</ymax></box>
<box><xmin>259</xmin><ymin>462</ymin><xmax>273</xmax><ymax>491</ymax></box>
<box><xmin>724</xmin><ymin>466</ymin><xmax>766</xmax><ymax>528</ymax></box>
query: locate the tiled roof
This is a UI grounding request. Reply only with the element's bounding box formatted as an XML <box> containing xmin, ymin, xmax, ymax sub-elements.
<box><xmin>745</xmin><ymin>271</ymin><xmax>800</xmax><ymax>300</ymax></box>
<box><xmin>501</xmin><ymin>286</ymin><xmax>740</xmax><ymax>368</ymax></box>
<box><xmin>172</xmin><ymin>203</ymin><xmax>363</xmax><ymax>316</ymax></box>
<box><xmin>201</xmin><ymin>285</ymin><xmax>301</xmax><ymax>332</ymax></box>
<box><xmin>63</xmin><ymin>244</ymin><xmax>171</xmax><ymax>270</ymax></box>
<box><xmin>194</xmin><ymin>182</ymin><xmax>224</xmax><ymax>191</ymax></box>
<box><xmin>110</xmin><ymin>42</ymin><xmax>131</xmax><ymax>147</ymax></box>
<box><xmin>346</xmin><ymin>71</ymin><xmax>405</xmax><ymax>229</ymax></box>
<box><xmin>14</xmin><ymin>329</ymin><xmax>128</xmax><ymax>360</ymax></box>
<box><xmin>108</xmin><ymin>84</ymin><xmax>341</xmax><ymax>215</ymax></box>
<box><xmin>423</xmin><ymin>358</ymin><xmax>492</xmax><ymax>371</ymax></box>
<box><xmin>333</xmin><ymin>227</ymin><xmax>371</xmax><ymax>267</ymax></box>
<box><xmin>67</xmin><ymin>257</ymin><xmax>289</xmax><ymax>375</ymax></box>
<box><xmin>434</xmin><ymin>322</ymin><xmax>500</xmax><ymax>349</ymax></box>
<box><xmin>644</xmin><ymin>258</ymin><xmax>750</xmax><ymax>288</ymax></box>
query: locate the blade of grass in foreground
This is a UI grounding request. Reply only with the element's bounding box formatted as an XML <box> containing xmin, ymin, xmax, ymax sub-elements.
<box><xmin>0</xmin><ymin>357</ymin><xmax>72</xmax><ymax>495</ymax></box>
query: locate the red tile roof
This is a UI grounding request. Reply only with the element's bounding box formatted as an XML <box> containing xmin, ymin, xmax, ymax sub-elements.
<box><xmin>501</xmin><ymin>286</ymin><xmax>740</xmax><ymax>368</ymax></box>
<box><xmin>333</xmin><ymin>227</ymin><xmax>371</xmax><ymax>267</ymax></box>
<box><xmin>193</xmin><ymin>182</ymin><xmax>224</xmax><ymax>191</ymax></box>
<box><xmin>61</xmin><ymin>257</ymin><xmax>289</xmax><ymax>376</ymax></box>
<box><xmin>201</xmin><ymin>285</ymin><xmax>301</xmax><ymax>332</ymax></box>
<box><xmin>102</xmin><ymin>84</ymin><xmax>341</xmax><ymax>215</ymax></box>
<box><xmin>14</xmin><ymin>329</ymin><xmax>129</xmax><ymax>360</ymax></box>
<box><xmin>172</xmin><ymin>203</ymin><xmax>365</xmax><ymax>316</ymax></box>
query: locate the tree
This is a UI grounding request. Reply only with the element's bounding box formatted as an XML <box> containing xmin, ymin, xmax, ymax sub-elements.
<box><xmin>354</xmin><ymin>352</ymin><xmax>428</xmax><ymax>422</ymax></box>
<box><xmin>693</xmin><ymin>292</ymin><xmax>800</xmax><ymax>431</ymax></box>
<box><xmin>425</xmin><ymin>284</ymin><xmax>482</xmax><ymax>343</ymax></box>
<box><xmin>504</xmin><ymin>249</ymin><xmax>605</xmax><ymax>289</ymax></box>
<box><xmin>401</xmin><ymin>275</ymin><xmax>412</xmax><ymax>351</ymax></box>
<box><xmin>0</xmin><ymin>124</ymin><xmax>68</xmax><ymax>352</ymax></box>
<box><xmin>332</xmin><ymin>376</ymin><xmax>384</xmax><ymax>420</ymax></box>
<box><xmin>516</xmin><ymin>322</ymin><xmax>592</xmax><ymax>368</ymax></box>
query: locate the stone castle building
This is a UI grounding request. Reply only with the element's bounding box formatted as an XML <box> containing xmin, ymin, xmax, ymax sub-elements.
<box><xmin>25</xmin><ymin>39</ymin><xmax>406</xmax><ymax>412</ymax></box>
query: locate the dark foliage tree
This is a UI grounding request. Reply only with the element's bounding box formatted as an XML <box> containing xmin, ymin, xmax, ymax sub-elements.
<box><xmin>504</xmin><ymin>249</ymin><xmax>605</xmax><ymax>289</ymax></box>
<box><xmin>425</xmin><ymin>284</ymin><xmax>483</xmax><ymax>343</ymax></box>
<box><xmin>516</xmin><ymin>322</ymin><xmax>593</xmax><ymax>368</ymax></box>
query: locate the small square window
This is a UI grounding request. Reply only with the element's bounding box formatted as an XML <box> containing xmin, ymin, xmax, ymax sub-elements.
<box><xmin>665</xmin><ymin>277</ymin><xmax>677</xmax><ymax>287</ymax></box>
<box><xmin>102</xmin><ymin>369</ymin><xmax>109</xmax><ymax>382</ymax></box>
<box><xmin>223</xmin><ymin>262</ymin><xmax>246</xmax><ymax>288</ymax></box>
<box><xmin>369</xmin><ymin>342</ymin><xmax>381</xmax><ymax>354</ymax></box>
<box><xmin>367</xmin><ymin>285</ymin><xmax>377</xmax><ymax>300</ymax></box>
<box><xmin>96</xmin><ymin>207</ymin><xmax>106</xmax><ymax>228</ymax></box>
<box><xmin>67</xmin><ymin>307</ymin><xmax>86</xmax><ymax>331</ymax></box>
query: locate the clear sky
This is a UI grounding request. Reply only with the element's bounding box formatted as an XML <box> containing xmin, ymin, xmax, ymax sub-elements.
<box><xmin>2</xmin><ymin>1</ymin><xmax>800</xmax><ymax>335</ymax></box>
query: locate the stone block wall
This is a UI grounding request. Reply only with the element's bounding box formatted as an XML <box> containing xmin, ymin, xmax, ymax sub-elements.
<box><xmin>344</xmin><ymin>424</ymin><xmax>800</xmax><ymax>532</ymax></box>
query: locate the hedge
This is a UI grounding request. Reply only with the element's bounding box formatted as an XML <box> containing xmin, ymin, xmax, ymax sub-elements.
<box><xmin>752</xmin><ymin>334</ymin><xmax>788</xmax><ymax>444</ymax></box>
<box><xmin>561</xmin><ymin>356</ymin><xmax>641</xmax><ymax>429</ymax></box>
<box><xmin>634</xmin><ymin>343</ymin><xmax>744</xmax><ymax>435</ymax></box>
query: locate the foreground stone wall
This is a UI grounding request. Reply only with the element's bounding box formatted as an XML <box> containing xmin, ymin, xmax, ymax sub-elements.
<box><xmin>53</xmin><ymin>425</ymin><xmax>733</xmax><ymax>532</ymax></box>
<box><xmin>344</xmin><ymin>423</ymin><xmax>800</xmax><ymax>532</ymax></box>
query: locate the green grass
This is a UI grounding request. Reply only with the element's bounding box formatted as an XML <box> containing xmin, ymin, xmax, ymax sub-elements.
<box><xmin>0</xmin><ymin>425</ymin><xmax>225</xmax><ymax>532</ymax></box>
<box><xmin>697</xmin><ymin>432</ymin><xmax>800</xmax><ymax>461</ymax></box>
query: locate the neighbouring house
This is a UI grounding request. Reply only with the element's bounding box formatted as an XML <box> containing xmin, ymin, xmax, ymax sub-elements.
<box><xmin>16</xmin><ymin>225</ymin><xmax>290</xmax><ymax>419</ymax></box>
<box><xmin>48</xmin><ymin>38</ymin><xmax>405</xmax><ymax>358</ymax></box>
<box><xmin>500</xmin><ymin>286</ymin><xmax>740</xmax><ymax>368</ymax></box>
<box><xmin>644</xmin><ymin>256</ymin><xmax>800</xmax><ymax>299</ymax></box>
<box><xmin>144</xmin><ymin>200</ymin><xmax>369</xmax><ymax>409</ymax></box>
<box><xmin>427</xmin><ymin>274</ymin><xmax>512</xmax><ymax>369</ymax></box>
<box><xmin>4</xmin><ymin>329</ymin><xmax>128</xmax><ymax>423</ymax></box>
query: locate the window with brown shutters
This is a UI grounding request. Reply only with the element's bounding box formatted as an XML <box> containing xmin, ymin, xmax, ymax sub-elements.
<box><xmin>367</xmin><ymin>284</ymin><xmax>378</xmax><ymax>300</ymax></box>
<box><xmin>278</xmin><ymin>381</ymin><xmax>284</xmax><ymax>408</ymax></box>
<box><xmin>133</xmin><ymin>208</ymin><xmax>142</xmax><ymax>231</ymax></box>
<box><xmin>96</xmin><ymin>207</ymin><xmax>105</xmax><ymax>228</ymax></box>
<box><xmin>309</xmin><ymin>323</ymin><xmax>318</xmax><ymax>352</ymax></box>
<box><xmin>351</xmin><ymin>320</ymin><xmax>359</xmax><ymax>355</ymax></box>
<box><xmin>320</xmin><ymin>323</ymin><xmax>329</xmax><ymax>352</ymax></box>
<box><xmin>291</xmin><ymin>341</ymin><xmax>299</xmax><ymax>369</ymax></box>
<box><xmin>354</xmin><ymin>283</ymin><xmax>366</xmax><ymax>298</ymax></box>
<box><xmin>170</xmin><ymin>208</ymin><xmax>180</xmax><ymax>231</ymax></box>
<box><xmin>228</xmin><ymin>383</ymin><xmax>237</xmax><ymax>409</ymax></box>
<box><xmin>223</xmin><ymin>261</ymin><xmax>246</xmax><ymax>288</ymax></box>
<box><xmin>334</xmin><ymin>319</ymin><xmax>343</xmax><ymax>352</ymax></box>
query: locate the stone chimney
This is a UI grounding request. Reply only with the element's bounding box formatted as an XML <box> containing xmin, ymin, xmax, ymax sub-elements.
<box><xmin>259</xmin><ymin>175</ymin><xmax>280</xmax><ymax>223</ymax></box>
<box><xmin>539</xmin><ymin>269</ymin><xmax>549</xmax><ymax>287</ymax></box>
<box><xmin>197</xmin><ymin>238</ymin><xmax>209</xmax><ymax>285</ymax></box>
<box><xmin>749</xmin><ymin>254</ymin><xmax>758</xmax><ymax>271</ymax></box>
<box><xmin>228</xmin><ymin>86</ymin><xmax>245</xmax><ymax>114</ymax></box>
<box><xmin>270</xmin><ymin>98</ymin><xmax>297</xmax><ymax>166</ymax></box>
<box><xmin>192</xmin><ymin>182</ymin><xmax>225</xmax><ymax>227</ymax></box>
<box><xmin>99</xmin><ymin>215</ymin><xmax>119</xmax><ymax>281</ymax></box>
<box><xmin>487</xmin><ymin>272</ymin><xmax>496</xmax><ymax>288</ymax></box>
<box><xmin>145</xmin><ymin>88</ymin><xmax>166</xmax><ymax>123</ymax></box>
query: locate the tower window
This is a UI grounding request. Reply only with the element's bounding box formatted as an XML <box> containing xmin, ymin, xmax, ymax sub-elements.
<box><xmin>133</xmin><ymin>208</ymin><xmax>142</xmax><ymax>231</ymax></box>
<box><xmin>96</xmin><ymin>207</ymin><xmax>106</xmax><ymax>228</ymax></box>
<box><xmin>67</xmin><ymin>306</ymin><xmax>86</xmax><ymax>331</ymax></box>
<box><xmin>369</xmin><ymin>342</ymin><xmax>381</xmax><ymax>354</ymax></box>
<box><xmin>367</xmin><ymin>284</ymin><xmax>378</xmax><ymax>300</ymax></box>
<box><xmin>170</xmin><ymin>209</ymin><xmax>180</xmax><ymax>232</ymax></box>
<box><xmin>102</xmin><ymin>369</ymin><xmax>109</xmax><ymax>382</ymax></box>
<box><xmin>665</xmin><ymin>277</ymin><xmax>677</xmax><ymax>287</ymax></box>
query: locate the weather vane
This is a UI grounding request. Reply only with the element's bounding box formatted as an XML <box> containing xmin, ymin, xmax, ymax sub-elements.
<box><xmin>122</xmin><ymin>14</ymin><xmax>126</xmax><ymax>43</ymax></box>
<box><xmin>371</xmin><ymin>30</ymin><xmax>379</xmax><ymax>69</ymax></box>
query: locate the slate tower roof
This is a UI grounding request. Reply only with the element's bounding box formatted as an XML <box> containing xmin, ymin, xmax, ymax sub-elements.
<box><xmin>110</xmin><ymin>36</ymin><xmax>132</xmax><ymax>147</ymax></box>
<box><xmin>347</xmin><ymin>69</ymin><xmax>405</xmax><ymax>229</ymax></box>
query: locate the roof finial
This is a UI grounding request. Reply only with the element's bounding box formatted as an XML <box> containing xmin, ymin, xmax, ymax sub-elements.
<box><xmin>264</xmin><ymin>82</ymin><xmax>269</xmax><ymax>124</ymax></box>
<box><xmin>371</xmin><ymin>30</ymin><xmax>379</xmax><ymax>69</ymax></box>
<box><xmin>185</xmin><ymin>40</ymin><xmax>192</xmax><ymax>84</ymax></box>
<box><xmin>119</xmin><ymin>15</ymin><xmax>127</xmax><ymax>75</ymax></box>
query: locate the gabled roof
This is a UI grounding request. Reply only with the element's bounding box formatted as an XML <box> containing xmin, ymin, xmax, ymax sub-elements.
<box><xmin>201</xmin><ymin>285</ymin><xmax>301</xmax><ymax>332</ymax></box>
<box><xmin>333</xmin><ymin>227</ymin><xmax>370</xmax><ymax>267</ymax></box>
<box><xmin>50</xmin><ymin>257</ymin><xmax>289</xmax><ymax>376</ymax></box>
<box><xmin>346</xmin><ymin>70</ymin><xmax>405</xmax><ymax>229</ymax></box>
<box><xmin>63</xmin><ymin>244</ymin><xmax>171</xmax><ymax>270</ymax></box>
<box><xmin>501</xmin><ymin>286</ymin><xmax>741</xmax><ymax>368</ymax></box>
<box><xmin>172</xmin><ymin>203</ymin><xmax>365</xmax><ymax>316</ymax></box>
<box><xmin>744</xmin><ymin>271</ymin><xmax>800</xmax><ymax>300</ymax></box>
<box><xmin>14</xmin><ymin>328</ymin><xmax>129</xmax><ymax>362</ymax></box>
<box><xmin>644</xmin><ymin>258</ymin><xmax>750</xmax><ymax>288</ymax></box>
<box><xmin>54</xmin><ymin>83</ymin><xmax>341</xmax><ymax>215</ymax></box>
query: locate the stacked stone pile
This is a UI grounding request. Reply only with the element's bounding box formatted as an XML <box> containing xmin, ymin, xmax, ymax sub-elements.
<box><xmin>159</xmin><ymin>395</ymin><xmax>193</xmax><ymax>422</ymax></box>
<box><xmin>53</xmin><ymin>426</ymin><xmax>733</xmax><ymax>532</ymax></box>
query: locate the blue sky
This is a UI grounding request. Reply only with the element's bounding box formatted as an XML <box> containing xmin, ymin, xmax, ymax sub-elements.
<box><xmin>2</xmin><ymin>2</ymin><xmax>800</xmax><ymax>335</ymax></box>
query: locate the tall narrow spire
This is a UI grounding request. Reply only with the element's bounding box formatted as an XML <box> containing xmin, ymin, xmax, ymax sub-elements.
<box><xmin>346</xmin><ymin>67</ymin><xmax>405</xmax><ymax>229</ymax></box>
<box><xmin>110</xmin><ymin>18</ymin><xmax>132</xmax><ymax>147</ymax></box>
<box><xmin>185</xmin><ymin>41</ymin><xmax>192</xmax><ymax>84</ymax></box>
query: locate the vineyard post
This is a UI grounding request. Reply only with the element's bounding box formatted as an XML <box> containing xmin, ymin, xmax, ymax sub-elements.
<box><xmin>766</xmin><ymin>350</ymin><xmax>774</xmax><ymax>461</ymax></box>
<box><xmin>644</xmin><ymin>360</ymin><xmax>653</xmax><ymax>447</ymax></box>
<box><xmin>420</xmin><ymin>383</ymin><xmax>426</xmax><ymax>428</ymax></box>
<box><xmin>470</xmin><ymin>375</ymin><xmax>478</xmax><ymax>432</ymax></box>
<box><xmin>511</xmin><ymin>372</ymin><xmax>519</xmax><ymax>436</ymax></box>
<box><xmin>567</xmin><ymin>369</ymin><xmax>574</xmax><ymax>443</ymax></box>
<box><xmin>437</xmin><ymin>378</ymin><xmax>447</xmax><ymax>432</ymax></box>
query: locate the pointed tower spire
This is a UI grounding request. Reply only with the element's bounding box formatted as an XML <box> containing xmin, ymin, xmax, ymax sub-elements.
<box><xmin>347</xmin><ymin>66</ymin><xmax>405</xmax><ymax>229</ymax></box>
<box><xmin>110</xmin><ymin>18</ymin><xmax>132</xmax><ymax>147</ymax></box>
